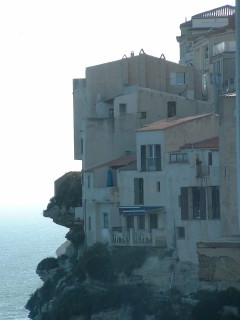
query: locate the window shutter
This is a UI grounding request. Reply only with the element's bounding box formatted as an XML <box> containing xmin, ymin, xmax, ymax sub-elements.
<box><xmin>181</xmin><ymin>187</ymin><xmax>189</xmax><ymax>220</ymax></box>
<box><xmin>134</xmin><ymin>178</ymin><xmax>140</xmax><ymax>204</ymax></box>
<box><xmin>156</xmin><ymin>144</ymin><xmax>161</xmax><ymax>171</ymax></box>
<box><xmin>200</xmin><ymin>187</ymin><xmax>206</xmax><ymax>220</ymax></box>
<box><xmin>141</xmin><ymin>145</ymin><xmax>146</xmax><ymax>171</ymax></box>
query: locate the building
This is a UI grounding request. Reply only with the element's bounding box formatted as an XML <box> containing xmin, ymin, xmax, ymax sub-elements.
<box><xmin>68</xmin><ymin>5</ymin><xmax>240</xmax><ymax>268</ymax></box>
<box><xmin>177</xmin><ymin>5</ymin><xmax>236</xmax><ymax>109</ymax></box>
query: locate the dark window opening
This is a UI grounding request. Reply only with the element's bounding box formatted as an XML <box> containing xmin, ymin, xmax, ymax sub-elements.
<box><xmin>150</xmin><ymin>214</ymin><xmax>158</xmax><ymax>229</ymax></box>
<box><xmin>141</xmin><ymin>111</ymin><xmax>146</xmax><ymax>119</ymax></box>
<box><xmin>208</xmin><ymin>152</ymin><xmax>212</xmax><ymax>166</ymax></box>
<box><xmin>157</xmin><ymin>181</ymin><xmax>160</xmax><ymax>192</ymax></box>
<box><xmin>134</xmin><ymin>178</ymin><xmax>144</xmax><ymax>205</ymax></box>
<box><xmin>177</xmin><ymin>227</ymin><xmax>185</xmax><ymax>239</ymax></box>
<box><xmin>167</xmin><ymin>101</ymin><xmax>176</xmax><ymax>117</ymax></box>
<box><xmin>103</xmin><ymin>212</ymin><xmax>109</xmax><ymax>228</ymax></box>
<box><xmin>138</xmin><ymin>215</ymin><xmax>145</xmax><ymax>229</ymax></box>
<box><xmin>109</xmin><ymin>108</ymin><xmax>114</xmax><ymax>118</ymax></box>
<box><xmin>119</xmin><ymin>103</ymin><xmax>126</xmax><ymax>114</ymax></box>
<box><xmin>126</xmin><ymin>216</ymin><xmax>134</xmax><ymax>229</ymax></box>
<box><xmin>88</xmin><ymin>217</ymin><xmax>91</xmax><ymax>231</ymax></box>
<box><xmin>212</xmin><ymin>186</ymin><xmax>220</xmax><ymax>219</ymax></box>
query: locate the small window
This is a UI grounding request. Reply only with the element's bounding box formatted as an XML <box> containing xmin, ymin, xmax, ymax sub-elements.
<box><xmin>167</xmin><ymin>101</ymin><xmax>176</xmax><ymax>117</ymax></box>
<box><xmin>170</xmin><ymin>72</ymin><xmax>186</xmax><ymax>85</ymax></box>
<box><xmin>109</xmin><ymin>108</ymin><xmax>114</xmax><ymax>118</ymax></box>
<box><xmin>88</xmin><ymin>216</ymin><xmax>91</xmax><ymax>231</ymax></box>
<box><xmin>208</xmin><ymin>152</ymin><xmax>212</xmax><ymax>166</ymax></box>
<box><xmin>177</xmin><ymin>227</ymin><xmax>185</xmax><ymax>239</ymax></box>
<box><xmin>119</xmin><ymin>103</ymin><xmax>126</xmax><ymax>114</ymax></box>
<box><xmin>170</xmin><ymin>153</ymin><xmax>188</xmax><ymax>163</ymax></box>
<box><xmin>87</xmin><ymin>175</ymin><xmax>90</xmax><ymax>188</ymax></box>
<box><xmin>157</xmin><ymin>181</ymin><xmax>160</xmax><ymax>192</ymax></box>
<box><xmin>80</xmin><ymin>139</ymin><xmax>83</xmax><ymax>154</ymax></box>
<box><xmin>141</xmin><ymin>111</ymin><xmax>146</xmax><ymax>119</ymax></box>
<box><xmin>134</xmin><ymin>178</ymin><xmax>144</xmax><ymax>205</ymax></box>
<box><xmin>103</xmin><ymin>213</ymin><xmax>109</xmax><ymax>228</ymax></box>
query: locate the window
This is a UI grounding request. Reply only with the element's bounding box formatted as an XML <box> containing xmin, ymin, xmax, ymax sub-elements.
<box><xmin>157</xmin><ymin>181</ymin><xmax>160</xmax><ymax>192</ymax></box>
<box><xmin>170</xmin><ymin>153</ymin><xmax>188</xmax><ymax>163</ymax></box>
<box><xmin>167</xmin><ymin>101</ymin><xmax>176</xmax><ymax>117</ymax></box>
<box><xmin>180</xmin><ymin>187</ymin><xmax>206</xmax><ymax>220</ymax></box>
<box><xmin>208</xmin><ymin>152</ymin><xmax>212</xmax><ymax>166</ymax></box>
<box><xmin>170</xmin><ymin>72</ymin><xmax>186</xmax><ymax>85</ymax></box>
<box><xmin>88</xmin><ymin>216</ymin><xmax>91</xmax><ymax>231</ymax></box>
<box><xmin>204</xmin><ymin>46</ymin><xmax>209</xmax><ymax>59</ymax></box>
<box><xmin>141</xmin><ymin>144</ymin><xmax>161</xmax><ymax>171</ymax></box>
<box><xmin>210</xmin><ymin>186</ymin><xmax>220</xmax><ymax>219</ymax></box>
<box><xmin>103</xmin><ymin>213</ymin><xmax>109</xmax><ymax>228</ymax></box>
<box><xmin>80</xmin><ymin>139</ymin><xmax>83</xmax><ymax>154</ymax></box>
<box><xmin>176</xmin><ymin>227</ymin><xmax>185</xmax><ymax>239</ymax></box>
<box><xmin>119</xmin><ymin>103</ymin><xmax>126</xmax><ymax>114</ymax></box>
<box><xmin>150</xmin><ymin>214</ymin><xmax>158</xmax><ymax>229</ymax></box>
<box><xmin>126</xmin><ymin>216</ymin><xmax>134</xmax><ymax>229</ymax></box>
<box><xmin>109</xmin><ymin>108</ymin><xmax>114</xmax><ymax>118</ymax></box>
<box><xmin>138</xmin><ymin>215</ymin><xmax>145</xmax><ymax>229</ymax></box>
<box><xmin>134</xmin><ymin>178</ymin><xmax>144</xmax><ymax>205</ymax></box>
<box><xmin>87</xmin><ymin>175</ymin><xmax>90</xmax><ymax>188</ymax></box>
<box><xmin>141</xmin><ymin>111</ymin><xmax>146</xmax><ymax>119</ymax></box>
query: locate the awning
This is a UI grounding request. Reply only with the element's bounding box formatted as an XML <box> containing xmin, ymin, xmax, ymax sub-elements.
<box><xmin>119</xmin><ymin>206</ymin><xmax>164</xmax><ymax>216</ymax></box>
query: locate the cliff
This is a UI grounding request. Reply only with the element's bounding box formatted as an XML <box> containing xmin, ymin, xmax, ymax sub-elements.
<box><xmin>26</xmin><ymin>216</ymin><xmax>240</xmax><ymax>320</ymax></box>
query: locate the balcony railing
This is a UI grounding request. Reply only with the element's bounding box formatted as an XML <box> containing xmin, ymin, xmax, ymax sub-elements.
<box><xmin>111</xmin><ymin>227</ymin><xmax>167</xmax><ymax>248</ymax></box>
<box><xmin>195</xmin><ymin>58</ymin><xmax>209</xmax><ymax>70</ymax></box>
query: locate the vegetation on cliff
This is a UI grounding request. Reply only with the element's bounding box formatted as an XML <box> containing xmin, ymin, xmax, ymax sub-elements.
<box><xmin>26</xmin><ymin>221</ymin><xmax>240</xmax><ymax>320</ymax></box>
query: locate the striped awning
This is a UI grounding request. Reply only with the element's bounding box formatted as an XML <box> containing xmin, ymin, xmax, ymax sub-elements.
<box><xmin>119</xmin><ymin>206</ymin><xmax>164</xmax><ymax>216</ymax></box>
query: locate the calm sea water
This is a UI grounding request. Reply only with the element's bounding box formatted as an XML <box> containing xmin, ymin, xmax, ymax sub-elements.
<box><xmin>0</xmin><ymin>208</ymin><xmax>68</xmax><ymax>320</ymax></box>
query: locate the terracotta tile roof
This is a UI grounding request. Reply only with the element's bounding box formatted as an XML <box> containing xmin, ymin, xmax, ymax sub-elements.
<box><xmin>138</xmin><ymin>113</ymin><xmax>215</xmax><ymax>132</ymax></box>
<box><xmin>86</xmin><ymin>154</ymin><xmax>136</xmax><ymax>171</ymax></box>
<box><xmin>181</xmin><ymin>137</ymin><xmax>219</xmax><ymax>150</ymax></box>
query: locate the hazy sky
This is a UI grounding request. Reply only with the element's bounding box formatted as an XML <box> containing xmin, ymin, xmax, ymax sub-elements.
<box><xmin>0</xmin><ymin>0</ymin><xmax>235</xmax><ymax>212</ymax></box>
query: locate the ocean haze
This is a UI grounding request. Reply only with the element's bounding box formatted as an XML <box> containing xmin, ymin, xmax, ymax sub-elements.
<box><xmin>0</xmin><ymin>208</ymin><xmax>67</xmax><ymax>320</ymax></box>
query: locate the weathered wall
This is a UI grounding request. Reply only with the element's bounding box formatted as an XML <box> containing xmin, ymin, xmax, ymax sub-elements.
<box><xmin>197</xmin><ymin>242</ymin><xmax>240</xmax><ymax>284</ymax></box>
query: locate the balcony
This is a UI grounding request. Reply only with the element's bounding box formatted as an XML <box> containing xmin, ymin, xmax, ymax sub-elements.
<box><xmin>111</xmin><ymin>227</ymin><xmax>167</xmax><ymax>248</ymax></box>
<box><xmin>195</xmin><ymin>58</ymin><xmax>209</xmax><ymax>70</ymax></box>
<box><xmin>213</xmin><ymin>41</ymin><xmax>235</xmax><ymax>56</ymax></box>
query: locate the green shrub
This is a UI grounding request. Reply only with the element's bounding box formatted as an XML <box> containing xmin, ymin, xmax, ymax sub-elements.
<box><xmin>65</xmin><ymin>225</ymin><xmax>85</xmax><ymax>245</ymax></box>
<box><xmin>82</xmin><ymin>243</ymin><xmax>112</xmax><ymax>281</ymax></box>
<box><xmin>191</xmin><ymin>288</ymin><xmax>240</xmax><ymax>320</ymax></box>
<box><xmin>111</xmin><ymin>247</ymin><xmax>147</xmax><ymax>276</ymax></box>
<box><xmin>37</xmin><ymin>257</ymin><xmax>59</xmax><ymax>271</ymax></box>
<box><xmin>51</xmin><ymin>287</ymin><xmax>97</xmax><ymax>320</ymax></box>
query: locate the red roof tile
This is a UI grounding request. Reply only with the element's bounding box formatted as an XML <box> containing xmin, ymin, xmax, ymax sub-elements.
<box><xmin>86</xmin><ymin>155</ymin><xmax>136</xmax><ymax>171</ymax></box>
<box><xmin>181</xmin><ymin>137</ymin><xmax>219</xmax><ymax>150</ymax></box>
<box><xmin>138</xmin><ymin>113</ymin><xmax>215</xmax><ymax>132</ymax></box>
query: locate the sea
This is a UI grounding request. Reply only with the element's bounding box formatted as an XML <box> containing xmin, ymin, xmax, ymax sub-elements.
<box><xmin>0</xmin><ymin>207</ymin><xmax>68</xmax><ymax>320</ymax></box>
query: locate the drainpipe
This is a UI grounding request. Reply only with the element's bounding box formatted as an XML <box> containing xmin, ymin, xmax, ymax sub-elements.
<box><xmin>236</xmin><ymin>0</ymin><xmax>240</xmax><ymax>230</ymax></box>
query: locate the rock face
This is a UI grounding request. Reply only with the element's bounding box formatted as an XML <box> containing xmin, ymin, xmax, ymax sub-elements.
<box><xmin>43</xmin><ymin>205</ymin><xmax>75</xmax><ymax>228</ymax></box>
<box><xmin>26</xmin><ymin>220</ymin><xmax>240</xmax><ymax>320</ymax></box>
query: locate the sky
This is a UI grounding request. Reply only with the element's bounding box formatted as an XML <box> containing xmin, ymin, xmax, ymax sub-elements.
<box><xmin>0</xmin><ymin>0</ymin><xmax>236</xmax><ymax>213</ymax></box>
